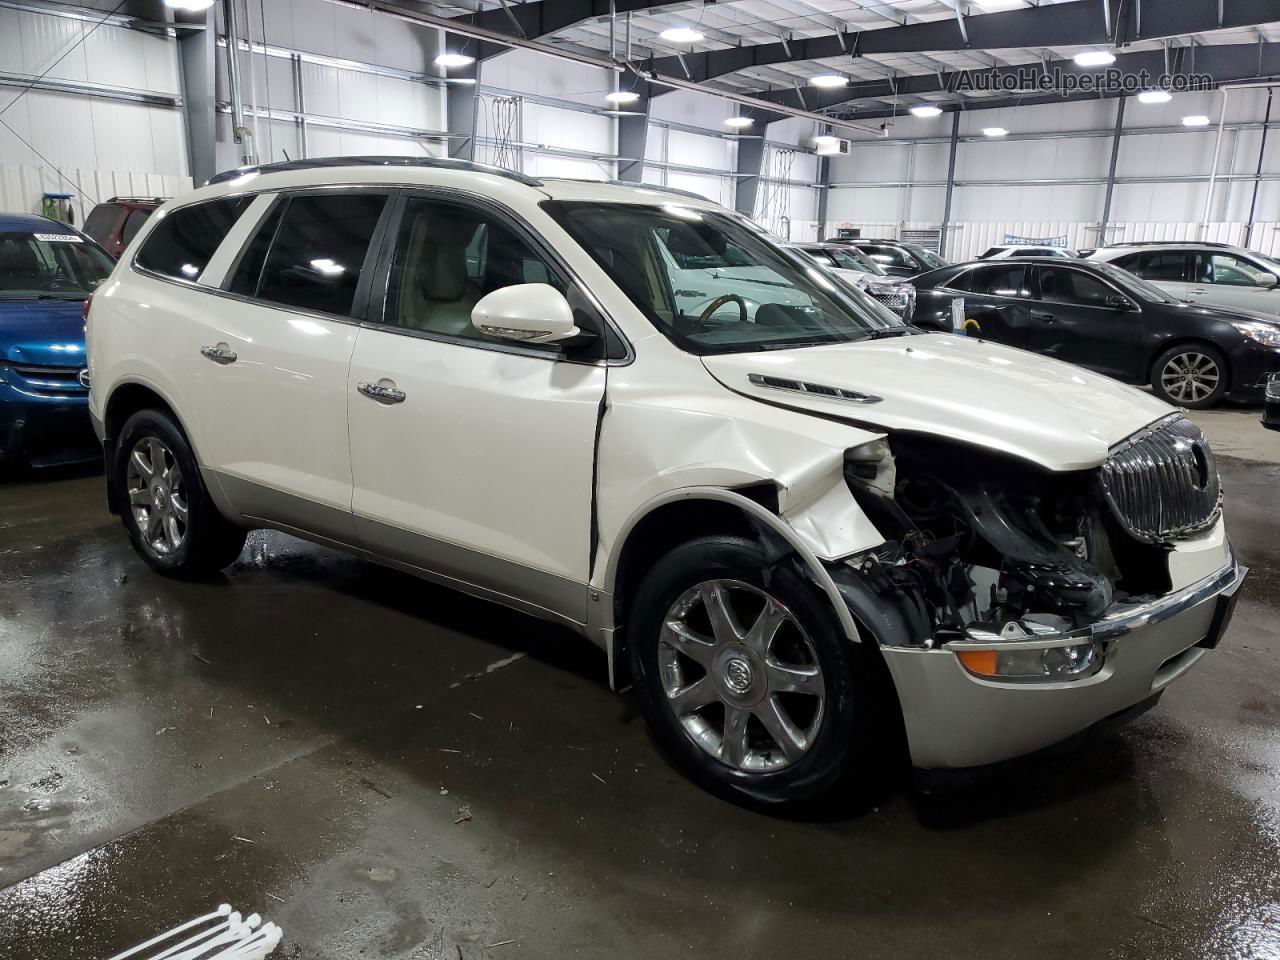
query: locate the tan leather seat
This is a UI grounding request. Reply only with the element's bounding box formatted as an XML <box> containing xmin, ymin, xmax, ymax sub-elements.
<box><xmin>395</xmin><ymin>213</ymin><xmax>482</xmax><ymax>335</ymax></box>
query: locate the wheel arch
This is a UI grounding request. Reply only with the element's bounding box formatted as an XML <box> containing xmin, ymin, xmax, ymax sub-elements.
<box><xmin>601</xmin><ymin>486</ymin><xmax>864</xmax><ymax>690</ymax></box>
<box><xmin>102</xmin><ymin>378</ymin><xmax>204</xmax><ymax>515</ymax></box>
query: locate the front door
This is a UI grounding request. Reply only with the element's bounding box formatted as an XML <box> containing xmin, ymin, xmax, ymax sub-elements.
<box><xmin>346</xmin><ymin>194</ymin><xmax>606</xmax><ymax>625</ymax></box>
<box><xmin>188</xmin><ymin>190</ymin><xmax>391</xmax><ymax>541</ymax></box>
<box><xmin>1188</xmin><ymin>251</ymin><xmax>1280</xmax><ymax>315</ymax></box>
<box><xmin>1026</xmin><ymin>265</ymin><xmax>1140</xmax><ymax>379</ymax></box>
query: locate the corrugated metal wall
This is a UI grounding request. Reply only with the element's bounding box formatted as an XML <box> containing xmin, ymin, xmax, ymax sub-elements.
<box><xmin>0</xmin><ymin>6</ymin><xmax>189</xmax><ymax>222</ymax></box>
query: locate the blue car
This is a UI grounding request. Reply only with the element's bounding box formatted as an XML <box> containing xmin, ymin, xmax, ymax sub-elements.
<box><xmin>0</xmin><ymin>213</ymin><xmax>114</xmax><ymax>469</ymax></box>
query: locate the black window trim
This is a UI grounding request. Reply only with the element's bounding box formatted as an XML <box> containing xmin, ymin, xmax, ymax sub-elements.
<box><xmin>359</xmin><ymin>187</ymin><xmax>633</xmax><ymax>367</ymax></box>
<box><xmin>940</xmin><ymin>263</ymin><xmax>1032</xmax><ymax>301</ymax></box>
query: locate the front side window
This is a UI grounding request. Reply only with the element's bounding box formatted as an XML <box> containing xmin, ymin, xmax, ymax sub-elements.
<box><xmin>254</xmin><ymin>193</ymin><xmax>387</xmax><ymax>316</ymax></box>
<box><xmin>859</xmin><ymin>244</ymin><xmax>911</xmax><ymax>270</ymax></box>
<box><xmin>135</xmin><ymin>196</ymin><xmax>250</xmax><ymax>280</ymax></box>
<box><xmin>1037</xmin><ymin>267</ymin><xmax>1114</xmax><ymax>306</ymax></box>
<box><xmin>544</xmin><ymin>202</ymin><xmax>899</xmax><ymax>355</ymax></box>
<box><xmin>0</xmin><ymin>231</ymin><xmax>114</xmax><ymax>299</ymax></box>
<box><xmin>969</xmin><ymin>264</ymin><xmax>1029</xmax><ymax>298</ymax></box>
<box><xmin>826</xmin><ymin>246</ymin><xmax>885</xmax><ymax>275</ymax></box>
<box><xmin>907</xmin><ymin>246</ymin><xmax>947</xmax><ymax>269</ymax></box>
<box><xmin>1201</xmin><ymin>253</ymin><xmax>1270</xmax><ymax>287</ymax></box>
<box><xmin>382</xmin><ymin>196</ymin><xmax>571</xmax><ymax>346</ymax></box>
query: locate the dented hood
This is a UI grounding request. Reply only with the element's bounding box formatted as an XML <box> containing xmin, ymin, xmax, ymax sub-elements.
<box><xmin>701</xmin><ymin>333</ymin><xmax>1173</xmax><ymax>471</ymax></box>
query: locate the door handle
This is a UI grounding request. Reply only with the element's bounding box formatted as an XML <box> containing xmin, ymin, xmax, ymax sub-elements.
<box><xmin>1030</xmin><ymin>311</ymin><xmax>1056</xmax><ymax>323</ymax></box>
<box><xmin>357</xmin><ymin>380</ymin><xmax>406</xmax><ymax>405</ymax></box>
<box><xmin>200</xmin><ymin>343</ymin><xmax>238</xmax><ymax>364</ymax></box>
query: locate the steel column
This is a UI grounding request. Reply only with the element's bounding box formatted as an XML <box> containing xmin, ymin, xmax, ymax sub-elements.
<box><xmin>1099</xmin><ymin>94</ymin><xmax>1126</xmax><ymax>244</ymax></box>
<box><xmin>177</xmin><ymin>9</ymin><xmax>217</xmax><ymax>183</ymax></box>
<box><xmin>939</xmin><ymin>111</ymin><xmax>960</xmax><ymax>258</ymax></box>
<box><xmin>1201</xmin><ymin>86</ymin><xmax>1230</xmax><ymax>236</ymax></box>
<box><xmin>735</xmin><ymin>136</ymin><xmax>766</xmax><ymax>217</ymax></box>
<box><xmin>1246</xmin><ymin>88</ymin><xmax>1273</xmax><ymax>248</ymax></box>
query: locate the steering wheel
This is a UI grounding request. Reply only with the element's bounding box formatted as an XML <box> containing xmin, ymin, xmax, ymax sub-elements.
<box><xmin>697</xmin><ymin>293</ymin><xmax>748</xmax><ymax>326</ymax></box>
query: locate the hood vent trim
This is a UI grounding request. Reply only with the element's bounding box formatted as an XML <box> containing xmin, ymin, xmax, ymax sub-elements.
<box><xmin>747</xmin><ymin>373</ymin><xmax>882</xmax><ymax>404</ymax></box>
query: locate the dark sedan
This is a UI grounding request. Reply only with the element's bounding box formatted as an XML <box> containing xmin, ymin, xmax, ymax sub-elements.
<box><xmin>910</xmin><ymin>257</ymin><xmax>1280</xmax><ymax>409</ymax></box>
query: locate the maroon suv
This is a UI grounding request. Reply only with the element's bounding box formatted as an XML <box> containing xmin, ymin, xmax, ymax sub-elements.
<box><xmin>83</xmin><ymin>197</ymin><xmax>166</xmax><ymax>258</ymax></box>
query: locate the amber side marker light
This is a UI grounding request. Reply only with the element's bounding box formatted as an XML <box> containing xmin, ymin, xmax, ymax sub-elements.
<box><xmin>956</xmin><ymin>649</ymin><xmax>999</xmax><ymax>675</ymax></box>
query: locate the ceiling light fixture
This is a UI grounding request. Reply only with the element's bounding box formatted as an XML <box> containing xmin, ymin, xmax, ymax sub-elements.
<box><xmin>435</xmin><ymin>52</ymin><xmax>475</xmax><ymax>68</ymax></box>
<box><xmin>605</xmin><ymin>90</ymin><xmax>640</xmax><ymax>105</ymax></box>
<box><xmin>659</xmin><ymin>27</ymin><xmax>704</xmax><ymax>43</ymax></box>
<box><xmin>910</xmin><ymin>104</ymin><xmax>943</xmax><ymax>118</ymax></box>
<box><xmin>1137</xmin><ymin>89</ymin><xmax>1173</xmax><ymax>104</ymax></box>
<box><xmin>813</xmin><ymin>134</ymin><xmax>839</xmax><ymax>146</ymax></box>
<box><xmin>724</xmin><ymin>116</ymin><xmax>754</xmax><ymax>129</ymax></box>
<box><xmin>809</xmin><ymin>74</ymin><xmax>848</xmax><ymax>89</ymax></box>
<box><xmin>982</xmin><ymin>126</ymin><xmax>1009</xmax><ymax>137</ymax></box>
<box><xmin>1182</xmin><ymin>114</ymin><xmax>1211</xmax><ymax>127</ymax></box>
<box><xmin>1073</xmin><ymin>50</ymin><xmax>1116</xmax><ymax>67</ymax></box>
<box><xmin>163</xmin><ymin>0</ymin><xmax>215</xmax><ymax>9</ymax></box>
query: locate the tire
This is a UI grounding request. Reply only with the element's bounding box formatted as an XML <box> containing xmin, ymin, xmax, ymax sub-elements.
<box><xmin>627</xmin><ymin>535</ymin><xmax>888</xmax><ymax>811</ymax></box>
<box><xmin>114</xmin><ymin>409</ymin><xmax>246</xmax><ymax>577</ymax></box>
<box><xmin>1151</xmin><ymin>343</ymin><xmax>1229</xmax><ymax>409</ymax></box>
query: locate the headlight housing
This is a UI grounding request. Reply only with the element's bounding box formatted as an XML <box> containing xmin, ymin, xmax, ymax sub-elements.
<box><xmin>1230</xmin><ymin>320</ymin><xmax>1280</xmax><ymax>347</ymax></box>
<box><xmin>950</xmin><ymin>638</ymin><xmax>1106</xmax><ymax>682</ymax></box>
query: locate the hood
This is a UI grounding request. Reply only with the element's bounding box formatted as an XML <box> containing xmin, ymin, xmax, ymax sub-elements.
<box><xmin>1170</xmin><ymin>300</ymin><xmax>1280</xmax><ymax>326</ymax></box>
<box><xmin>0</xmin><ymin>299</ymin><xmax>88</xmax><ymax>366</ymax></box>
<box><xmin>701</xmin><ymin>333</ymin><xmax>1172</xmax><ymax>471</ymax></box>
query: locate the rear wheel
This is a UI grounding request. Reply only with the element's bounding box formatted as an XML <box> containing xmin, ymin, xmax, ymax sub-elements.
<box><xmin>1151</xmin><ymin>343</ymin><xmax>1228</xmax><ymax>409</ymax></box>
<box><xmin>627</xmin><ymin>535</ymin><xmax>886</xmax><ymax>810</ymax></box>
<box><xmin>115</xmin><ymin>409</ymin><xmax>246</xmax><ymax>577</ymax></box>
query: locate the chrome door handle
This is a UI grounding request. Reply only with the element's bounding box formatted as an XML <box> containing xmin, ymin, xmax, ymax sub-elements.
<box><xmin>200</xmin><ymin>344</ymin><xmax>238</xmax><ymax>364</ymax></box>
<box><xmin>357</xmin><ymin>380</ymin><xmax>406</xmax><ymax>404</ymax></box>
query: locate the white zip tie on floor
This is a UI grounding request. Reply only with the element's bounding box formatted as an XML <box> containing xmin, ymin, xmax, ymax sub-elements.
<box><xmin>103</xmin><ymin>904</ymin><xmax>282</xmax><ymax>960</ymax></box>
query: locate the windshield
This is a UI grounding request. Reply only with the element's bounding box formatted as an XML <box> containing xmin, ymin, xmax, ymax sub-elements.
<box><xmin>544</xmin><ymin>202</ymin><xmax>901</xmax><ymax>354</ymax></box>
<box><xmin>0</xmin><ymin>231</ymin><xmax>113</xmax><ymax>300</ymax></box>
<box><xmin>906</xmin><ymin>245</ymin><xmax>948</xmax><ymax>269</ymax></box>
<box><xmin>1093</xmin><ymin>260</ymin><xmax>1179</xmax><ymax>303</ymax></box>
<box><xmin>821</xmin><ymin>245</ymin><xmax>885</xmax><ymax>276</ymax></box>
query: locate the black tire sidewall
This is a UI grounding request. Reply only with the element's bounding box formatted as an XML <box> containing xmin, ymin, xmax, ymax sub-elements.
<box><xmin>1152</xmin><ymin>343</ymin><xmax>1228</xmax><ymax>409</ymax></box>
<box><xmin>627</xmin><ymin>536</ymin><xmax>862</xmax><ymax>809</ymax></box>
<box><xmin>115</xmin><ymin>409</ymin><xmax>234</xmax><ymax>575</ymax></box>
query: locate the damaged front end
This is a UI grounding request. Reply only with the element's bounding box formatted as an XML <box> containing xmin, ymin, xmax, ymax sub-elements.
<box><xmin>831</xmin><ymin>415</ymin><xmax>1224</xmax><ymax>683</ymax></box>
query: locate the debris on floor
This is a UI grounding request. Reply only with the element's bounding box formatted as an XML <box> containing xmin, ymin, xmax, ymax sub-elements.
<box><xmin>104</xmin><ymin>904</ymin><xmax>282</xmax><ymax>960</ymax></box>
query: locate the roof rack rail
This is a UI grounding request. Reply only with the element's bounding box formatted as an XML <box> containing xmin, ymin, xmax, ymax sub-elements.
<box><xmin>600</xmin><ymin>180</ymin><xmax>712</xmax><ymax>202</ymax></box>
<box><xmin>1104</xmin><ymin>240</ymin><xmax>1235</xmax><ymax>249</ymax></box>
<box><xmin>206</xmin><ymin>156</ymin><xmax>543</xmax><ymax>187</ymax></box>
<box><xmin>106</xmin><ymin>196</ymin><xmax>168</xmax><ymax>204</ymax></box>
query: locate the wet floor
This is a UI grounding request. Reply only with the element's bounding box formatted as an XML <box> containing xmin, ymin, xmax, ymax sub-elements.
<box><xmin>1</xmin><ymin>429</ymin><xmax>1279</xmax><ymax>959</ymax></box>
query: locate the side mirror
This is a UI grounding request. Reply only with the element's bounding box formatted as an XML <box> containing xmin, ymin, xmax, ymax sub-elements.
<box><xmin>472</xmin><ymin>283</ymin><xmax>579</xmax><ymax>344</ymax></box>
<box><xmin>1256</xmin><ymin>272</ymin><xmax>1279</xmax><ymax>288</ymax></box>
<box><xmin>1105</xmin><ymin>294</ymin><xmax>1135</xmax><ymax>311</ymax></box>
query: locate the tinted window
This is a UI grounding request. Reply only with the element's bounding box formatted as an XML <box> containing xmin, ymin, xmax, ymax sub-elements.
<box><xmin>135</xmin><ymin>197</ymin><xmax>250</xmax><ymax>280</ymax></box>
<box><xmin>859</xmin><ymin>244</ymin><xmax>912</xmax><ymax>269</ymax></box>
<box><xmin>1038</xmin><ymin>267</ymin><xmax>1113</xmax><ymax>306</ymax></box>
<box><xmin>121</xmin><ymin>209</ymin><xmax>151</xmax><ymax>246</ymax></box>
<box><xmin>83</xmin><ymin>205</ymin><xmax>123</xmax><ymax>245</ymax></box>
<box><xmin>384</xmin><ymin>197</ymin><xmax>567</xmax><ymax>345</ymax></box>
<box><xmin>1135</xmin><ymin>251</ymin><xmax>1189</xmax><ymax>282</ymax></box>
<box><xmin>969</xmin><ymin>264</ymin><xmax>1029</xmax><ymax>297</ymax></box>
<box><xmin>0</xmin><ymin>231</ymin><xmax>114</xmax><ymax>300</ymax></box>
<box><xmin>1202</xmin><ymin>253</ymin><xmax>1269</xmax><ymax>287</ymax></box>
<box><xmin>256</xmin><ymin>193</ymin><xmax>387</xmax><ymax>315</ymax></box>
<box><xmin>227</xmin><ymin>200</ymin><xmax>287</xmax><ymax>297</ymax></box>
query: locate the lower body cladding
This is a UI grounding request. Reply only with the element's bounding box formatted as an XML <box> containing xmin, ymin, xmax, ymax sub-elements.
<box><xmin>830</xmin><ymin>418</ymin><xmax>1245</xmax><ymax>771</ymax></box>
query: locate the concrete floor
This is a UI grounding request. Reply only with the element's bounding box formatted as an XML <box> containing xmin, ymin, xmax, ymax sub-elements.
<box><xmin>1</xmin><ymin>411</ymin><xmax>1278</xmax><ymax>960</ymax></box>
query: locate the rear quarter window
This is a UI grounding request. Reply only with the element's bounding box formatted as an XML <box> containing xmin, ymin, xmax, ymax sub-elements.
<box><xmin>135</xmin><ymin>196</ymin><xmax>251</xmax><ymax>280</ymax></box>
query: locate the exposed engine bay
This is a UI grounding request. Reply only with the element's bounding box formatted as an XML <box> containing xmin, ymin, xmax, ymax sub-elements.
<box><xmin>833</xmin><ymin>432</ymin><xmax>1180</xmax><ymax>650</ymax></box>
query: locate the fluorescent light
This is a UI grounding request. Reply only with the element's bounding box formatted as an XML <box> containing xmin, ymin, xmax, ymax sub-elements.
<box><xmin>809</xmin><ymin>74</ymin><xmax>848</xmax><ymax>89</ymax></box>
<box><xmin>813</xmin><ymin>135</ymin><xmax>840</xmax><ymax>146</ymax></box>
<box><xmin>1183</xmin><ymin>114</ymin><xmax>1211</xmax><ymax>127</ymax></box>
<box><xmin>605</xmin><ymin>90</ymin><xmax>640</xmax><ymax>105</ymax></box>
<box><xmin>910</xmin><ymin>104</ymin><xmax>943</xmax><ymax>118</ymax></box>
<box><xmin>724</xmin><ymin>116</ymin><xmax>753</xmax><ymax>128</ymax></box>
<box><xmin>163</xmin><ymin>0</ymin><xmax>214</xmax><ymax>9</ymax></box>
<box><xmin>982</xmin><ymin>126</ymin><xmax>1009</xmax><ymax>137</ymax></box>
<box><xmin>659</xmin><ymin>27</ymin><xmax>704</xmax><ymax>43</ymax></box>
<box><xmin>1137</xmin><ymin>89</ymin><xmax>1173</xmax><ymax>104</ymax></box>
<box><xmin>1073</xmin><ymin>50</ymin><xmax>1116</xmax><ymax>67</ymax></box>
<box><xmin>434</xmin><ymin>52</ymin><xmax>475</xmax><ymax>68</ymax></box>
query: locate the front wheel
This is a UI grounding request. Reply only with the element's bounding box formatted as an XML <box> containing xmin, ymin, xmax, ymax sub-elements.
<box><xmin>1151</xmin><ymin>343</ymin><xmax>1228</xmax><ymax>409</ymax></box>
<box><xmin>627</xmin><ymin>535</ymin><xmax>887</xmax><ymax>810</ymax></box>
<box><xmin>115</xmin><ymin>409</ymin><xmax>247</xmax><ymax>577</ymax></box>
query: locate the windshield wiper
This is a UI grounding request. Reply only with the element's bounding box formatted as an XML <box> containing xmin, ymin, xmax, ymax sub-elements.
<box><xmin>862</xmin><ymin>326</ymin><xmax>912</xmax><ymax>339</ymax></box>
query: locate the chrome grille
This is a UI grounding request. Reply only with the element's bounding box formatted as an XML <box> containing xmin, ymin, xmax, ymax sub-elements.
<box><xmin>867</xmin><ymin>285</ymin><xmax>916</xmax><ymax>320</ymax></box>
<box><xmin>0</xmin><ymin>361</ymin><xmax>88</xmax><ymax>397</ymax></box>
<box><xmin>1100</xmin><ymin>415</ymin><xmax>1221</xmax><ymax>543</ymax></box>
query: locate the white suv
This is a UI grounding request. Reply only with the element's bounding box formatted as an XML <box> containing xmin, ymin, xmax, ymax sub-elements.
<box><xmin>86</xmin><ymin>158</ymin><xmax>1245</xmax><ymax>807</ymax></box>
<box><xmin>1091</xmin><ymin>242</ymin><xmax>1280</xmax><ymax>315</ymax></box>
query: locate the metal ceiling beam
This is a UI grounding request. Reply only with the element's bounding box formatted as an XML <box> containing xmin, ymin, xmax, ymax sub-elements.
<box><xmin>756</xmin><ymin>41</ymin><xmax>1280</xmax><ymax>112</ymax></box>
<box><xmin>639</xmin><ymin>0</ymin><xmax>1280</xmax><ymax>85</ymax></box>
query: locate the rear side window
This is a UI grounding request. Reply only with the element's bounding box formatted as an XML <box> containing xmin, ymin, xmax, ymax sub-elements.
<box><xmin>255</xmin><ymin>194</ymin><xmax>387</xmax><ymax>316</ymax></box>
<box><xmin>121</xmin><ymin>209</ymin><xmax>151</xmax><ymax>246</ymax></box>
<box><xmin>1136</xmin><ymin>251</ymin><xmax>1189</xmax><ymax>282</ymax></box>
<box><xmin>83</xmin><ymin>205</ymin><xmax>123</xmax><ymax>245</ymax></box>
<box><xmin>969</xmin><ymin>264</ymin><xmax>1029</xmax><ymax>297</ymax></box>
<box><xmin>135</xmin><ymin>197</ymin><xmax>250</xmax><ymax>280</ymax></box>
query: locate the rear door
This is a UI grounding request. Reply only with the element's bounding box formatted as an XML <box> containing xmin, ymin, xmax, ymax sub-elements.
<box><xmin>187</xmin><ymin>189</ymin><xmax>392</xmax><ymax>541</ymax></box>
<box><xmin>1027</xmin><ymin>264</ymin><xmax>1141</xmax><ymax>378</ymax></box>
<box><xmin>946</xmin><ymin>263</ymin><xmax>1033</xmax><ymax>343</ymax></box>
<box><xmin>1112</xmin><ymin>250</ymin><xmax>1191</xmax><ymax>301</ymax></box>
<box><xmin>345</xmin><ymin>192</ymin><xmax>606</xmax><ymax>625</ymax></box>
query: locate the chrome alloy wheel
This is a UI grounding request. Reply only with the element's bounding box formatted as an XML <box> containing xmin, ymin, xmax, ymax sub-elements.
<box><xmin>1161</xmin><ymin>352</ymin><xmax>1221</xmax><ymax>404</ymax></box>
<box><xmin>125</xmin><ymin>437</ymin><xmax>189</xmax><ymax>556</ymax></box>
<box><xmin>658</xmin><ymin>580</ymin><xmax>825</xmax><ymax>773</ymax></box>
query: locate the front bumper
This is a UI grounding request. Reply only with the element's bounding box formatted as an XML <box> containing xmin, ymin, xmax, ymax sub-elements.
<box><xmin>882</xmin><ymin>548</ymin><xmax>1247</xmax><ymax>770</ymax></box>
<box><xmin>0</xmin><ymin>381</ymin><xmax>97</xmax><ymax>467</ymax></box>
<box><xmin>1225</xmin><ymin>340</ymin><xmax>1280</xmax><ymax>402</ymax></box>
